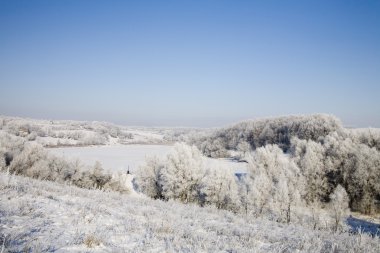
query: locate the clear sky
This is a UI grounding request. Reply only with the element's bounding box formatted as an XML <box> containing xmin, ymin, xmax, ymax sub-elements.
<box><xmin>1</xmin><ymin>0</ymin><xmax>379</xmax><ymax>127</ymax></box>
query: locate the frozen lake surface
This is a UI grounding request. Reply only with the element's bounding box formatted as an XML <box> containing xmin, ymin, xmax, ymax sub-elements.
<box><xmin>49</xmin><ymin>144</ymin><xmax>248</xmax><ymax>174</ymax></box>
<box><xmin>49</xmin><ymin>144</ymin><xmax>173</xmax><ymax>172</ymax></box>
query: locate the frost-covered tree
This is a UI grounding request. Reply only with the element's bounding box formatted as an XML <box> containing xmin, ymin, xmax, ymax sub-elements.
<box><xmin>0</xmin><ymin>132</ymin><xmax>25</xmax><ymax>164</ymax></box>
<box><xmin>320</xmin><ymin>132</ymin><xmax>380</xmax><ymax>214</ymax></box>
<box><xmin>200</xmin><ymin>138</ymin><xmax>229</xmax><ymax>158</ymax></box>
<box><xmin>237</xmin><ymin>141</ymin><xmax>251</xmax><ymax>160</ymax></box>
<box><xmin>291</xmin><ymin>138</ymin><xmax>328</xmax><ymax>205</ymax></box>
<box><xmin>0</xmin><ymin>147</ymin><xmax>6</xmax><ymax>170</ymax></box>
<box><xmin>246</xmin><ymin>145</ymin><xmax>304</xmax><ymax>223</ymax></box>
<box><xmin>89</xmin><ymin>161</ymin><xmax>111</xmax><ymax>189</ymax></box>
<box><xmin>160</xmin><ymin>143</ymin><xmax>204</xmax><ymax>203</ymax></box>
<box><xmin>9</xmin><ymin>144</ymin><xmax>47</xmax><ymax>176</ymax></box>
<box><xmin>344</xmin><ymin>145</ymin><xmax>380</xmax><ymax>214</ymax></box>
<box><xmin>242</xmin><ymin>171</ymin><xmax>271</xmax><ymax>217</ymax></box>
<box><xmin>329</xmin><ymin>185</ymin><xmax>349</xmax><ymax>232</ymax></box>
<box><xmin>349</xmin><ymin>128</ymin><xmax>380</xmax><ymax>151</ymax></box>
<box><xmin>199</xmin><ymin>165</ymin><xmax>240</xmax><ymax>211</ymax></box>
<box><xmin>135</xmin><ymin>156</ymin><xmax>165</xmax><ymax>199</ymax></box>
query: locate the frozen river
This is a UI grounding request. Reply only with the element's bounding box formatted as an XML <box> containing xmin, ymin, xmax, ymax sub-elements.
<box><xmin>49</xmin><ymin>144</ymin><xmax>173</xmax><ymax>173</ymax></box>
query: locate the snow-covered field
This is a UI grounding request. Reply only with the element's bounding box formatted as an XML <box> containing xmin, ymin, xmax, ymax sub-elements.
<box><xmin>1</xmin><ymin>172</ymin><xmax>379</xmax><ymax>253</ymax></box>
<box><xmin>48</xmin><ymin>145</ymin><xmax>174</xmax><ymax>173</ymax></box>
<box><xmin>48</xmin><ymin>144</ymin><xmax>248</xmax><ymax>174</ymax></box>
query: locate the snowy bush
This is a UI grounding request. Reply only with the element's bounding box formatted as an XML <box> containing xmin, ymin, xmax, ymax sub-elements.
<box><xmin>160</xmin><ymin>143</ymin><xmax>204</xmax><ymax>203</ymax></box>
<box><xmin>79</xmin><ymin>133</ymin><xmax>108</xmax><ymax>145</ymax></box>
<box><xmin>329</xmin><ymin>185</ymin><xmax>350</xmax><ymax>232</ymax></box>
<box><xmin>104</xmin><ymin>171</ymin><xmax>133</xmax><ymax>193</ymax></box>
<box><xmin>0</xmin><ymin>131</ymin><xmax>25</xmax><ymax>163</ymax></box>
<box><xmin>199</xmin><ymin>165</ymin><xmax>240</xmax><ymax>211</ymax></box>
<box><xmin>291</xmin><ymin>138</ymin><xmax>329</xmax><ymax>205</ymax></box>
<box><xmin>135</xmin><ymin>156</ymin><xmax>165</xmax><ymax>199</ymax></box>
<box><xmin>349</xmin><ymin>128</ymin><xmax>380</xmax><ymax>151</ymax></box>
<box><xmin>199</xmin><ymin>138</ymin><xmax>229</xmax><ymax>158</ymax></box>
<box><xmin>0</xmin><ymin>148</ymin><xmax>6</xmax><ymax>170</ymax></box>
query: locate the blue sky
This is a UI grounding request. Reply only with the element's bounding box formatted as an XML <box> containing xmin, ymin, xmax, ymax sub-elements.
<box><xmin>0</xmin><ymin>0</ymin><xmax>379</xmax><ymax>127</ymax></box>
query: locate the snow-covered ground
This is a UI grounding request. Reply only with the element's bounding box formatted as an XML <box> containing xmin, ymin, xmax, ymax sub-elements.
<box><xmin>48</xmin><ymin>145</ymin><xmax>174</xmax><ymax>173</ymax></box>
<box><xmin>1</xmin><ymin>172</ymin><xmax>379</xmax><ymax>253</ymax></box>
<box><xmin>204</xmin><ymin>157</ymin><xmax>247</xmax><ymax>174</ymax></box>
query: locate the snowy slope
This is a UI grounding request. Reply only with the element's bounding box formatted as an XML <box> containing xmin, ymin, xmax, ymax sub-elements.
<box><xmin>1</xmin><ymin>172</ymin><xmax>379</xmax><ymax>253</ymax></box>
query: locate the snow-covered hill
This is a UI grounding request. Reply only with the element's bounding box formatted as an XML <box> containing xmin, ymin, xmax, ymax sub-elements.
<box><xmin>0</xmin><ymin>115</ymin><xmax>201</xmax><ymax>147</ymax></box>
<box><xmin>1</xmin><ymin>172</ymin><xmax>379</xmax><ymax>253</ymax></box>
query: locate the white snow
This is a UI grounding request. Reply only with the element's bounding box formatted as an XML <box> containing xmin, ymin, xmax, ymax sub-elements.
<box><xmin>204</xmin><ymin>157</ymin><xmax>248</xmax><ymax>174</ymax></box>
<box><xmin>1</xmin><ymin>172</ymin><xmax>379</xmax><ymax>253</ymax></box>
<box><xmin>48</xmin><ymin>145</ymin><xmax>174</xmax><ymax>172</ymax></box>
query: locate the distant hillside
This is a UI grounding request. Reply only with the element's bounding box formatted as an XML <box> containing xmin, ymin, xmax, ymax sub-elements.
<box><xmin>0</xmin><ymin>115</ymin><xmax>201</xmax><ymax>147</ymax></box>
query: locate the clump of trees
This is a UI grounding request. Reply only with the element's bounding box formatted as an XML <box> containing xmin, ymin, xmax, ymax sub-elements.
<box><xmin>349</xmin><ymin>128</ymin><xmax>380</xmax><ymax>151</ymax></box>
<box><xmin>192</xmin><ymin>114</ymin><xmax>342</xmax><ymax>157</ymax></box>
<box><xmin>135</xmin><ymin>143</ymin><xmax>351</xmax><ymax>231</ymax></box>
<box><xmin>135</xmin><ymin>143</ymin><xmax>240</xmax><ymax>209</ymax></box>
<box><xmin>291</xmin><ymin>138</ymin><xmax>328</xmax><ymax>205</ymax></box>
<box><xmin>136</xmin><ymin>114</ymin><xmax>380</xmax><ymax>230</ymax></box>
<box><xmin>189</xmin><ymin>114</ymin><xmax>380</xmax><ymax>215</ymax></box>
<box><xmin>0</xmin><ymin>132</ymin><xmax>132</xmax><ymax>193</ymax></box>
<box><xmin>200</xmin><ymin>164</ymin><xmax>240</xmax><ymax>211</ymax></box>
<box><xmin>243</xmin><ymin>145</ymin><xmax>304</xmax><ymax>223</ymax></box>
<box><xmin>290</xmin><ymin>134</ymin><xmax>380</xmax><ymax>214</ymax></box>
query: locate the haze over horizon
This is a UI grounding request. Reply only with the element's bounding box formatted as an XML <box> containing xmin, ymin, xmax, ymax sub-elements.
<box><xmin>1</xmin><ymin>1</ymin><xmax>379</xmax><ymax>127</ymax></box>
